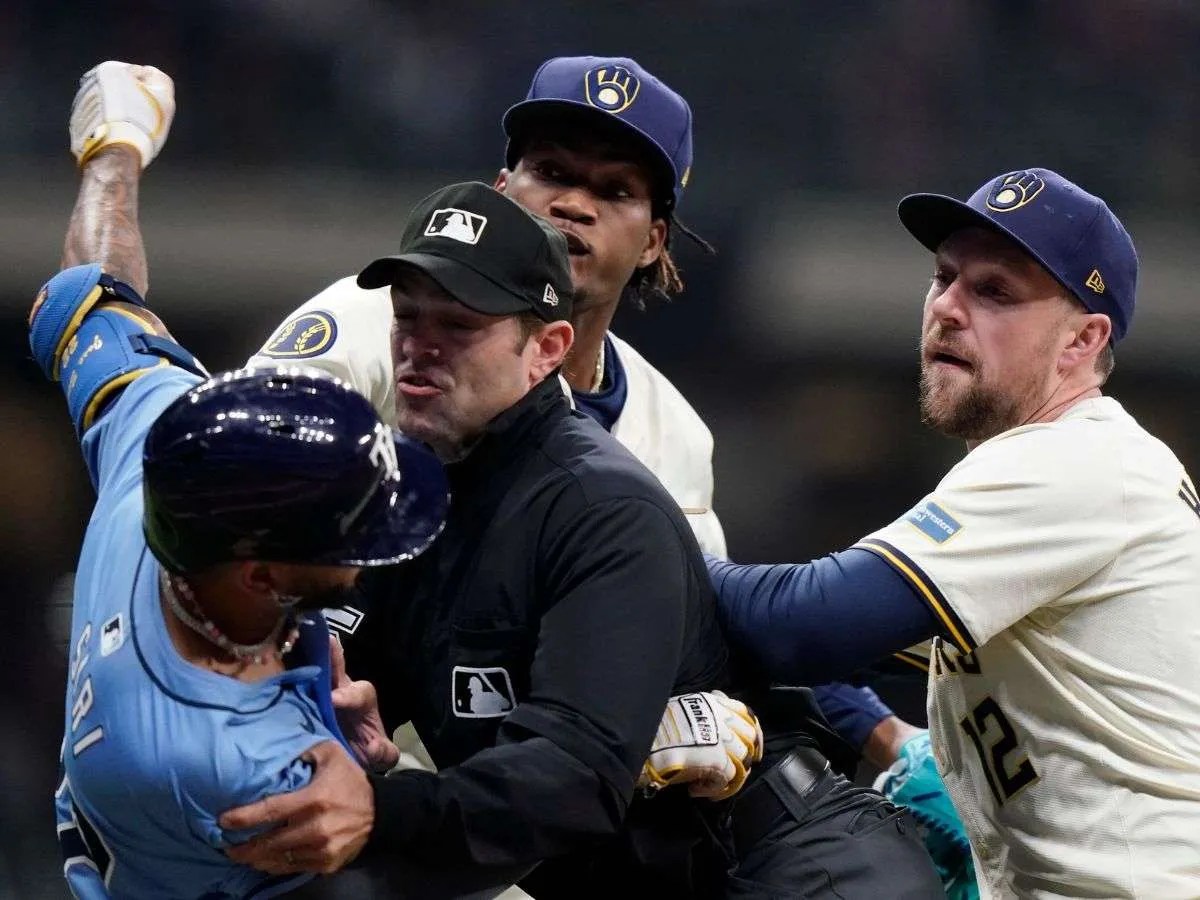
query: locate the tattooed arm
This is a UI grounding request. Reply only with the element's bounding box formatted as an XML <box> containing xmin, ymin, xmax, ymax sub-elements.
<box><xmin>61</xmin><ymin>146</ymin><xmax>149</xmax><ymax>296</ymax></box>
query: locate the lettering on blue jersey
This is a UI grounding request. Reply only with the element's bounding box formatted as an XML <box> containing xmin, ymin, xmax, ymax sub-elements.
<box><xmin>905</xmin><ymin>500</ymin><xmax>963</xmax><ymax>544</ymax></box>
<box><xmin>67</xmin><ymin>621</ymin><xmax>106</xmax><ymax>756</ymax></box>
<box><xmin>1180</xmin><ymin>477</ymin><xmax>1199</xmax><ymax>521</ymax></box>
<box><xmin>70</xmin><ymin>622</ymin><xmax>92</xmax><ymax>687</ymax></box>
<box><xmin>453</xmin><ymin>666</ymin><xmax>516</xmax><ymax>718</ymax></box>
<box><xmin>260</xmin><ymin>311</ymin><xmax>338</xmax><ymax>359</ymax></box>
<box><xmin>100</xmin><ymin>613</ymin><xmax>125</xmax><ymax>657</ymax></box>
<box><xmin>74</xmin><ymin>727</ymin><xmax>105</xmax><ymax>757</ymax></box>
<box><xmin>70</xmin><ymin>678</ymin><xmax>94</xmax><ymax>733</ymax></box>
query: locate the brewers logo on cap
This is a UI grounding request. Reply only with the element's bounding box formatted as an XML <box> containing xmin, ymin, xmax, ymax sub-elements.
<box><xmin>986</xmin><ymin>171</ymin><xmax>1046</xmax><ymax>212</ymax></box>
<box><xmin>585</xmin><ymin>65</ymin><xmax>640</xmax><ymax>113</ymax></box>
<box><xmin>260</xmin><ymin>311</ymin><xmax>338</xmax><ymax>359</ymax></box>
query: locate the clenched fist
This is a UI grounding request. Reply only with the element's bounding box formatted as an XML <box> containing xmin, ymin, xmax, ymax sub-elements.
<box><xmin>70</xmin><ymin>60</ymin><xmax>175</xmax><ymax>169</ymax></box>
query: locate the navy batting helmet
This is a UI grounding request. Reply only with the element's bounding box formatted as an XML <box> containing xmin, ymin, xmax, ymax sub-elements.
<box><xmin>142</xmin><ymin>366</ymin><xmax>448</xmax><ymax>574</ymax></box>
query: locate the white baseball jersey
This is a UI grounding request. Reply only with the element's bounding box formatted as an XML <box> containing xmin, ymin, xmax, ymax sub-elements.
<box><xmin>856</xmin><ymin>397</ymin><xmax>1200</xmax><ymax>898</ymax></box>
<box><xmin>248</xmin><ymin>277</ymin><xmax>727</xmax><ymax>556</ymax></box>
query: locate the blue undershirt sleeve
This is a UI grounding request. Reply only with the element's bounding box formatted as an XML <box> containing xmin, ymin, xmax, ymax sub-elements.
<box><xmin>810</xmin><ymin>682</ymin><xmax>896</xmax><ymax>752</ymax></box>
<box><xmin>708</xmin><ymin>548</ymin><xmax>948</xmax><ymax>685</ymax></box>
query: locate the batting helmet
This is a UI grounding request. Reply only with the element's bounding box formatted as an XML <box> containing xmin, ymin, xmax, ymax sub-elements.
<box><xmin>142</xmin><ymin>366</ymin><xmax>448</xmax><ymax>574</ymax></box>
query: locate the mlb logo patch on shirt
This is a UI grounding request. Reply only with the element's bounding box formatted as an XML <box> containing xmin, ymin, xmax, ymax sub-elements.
<box><xmin>452</xmin><ymin>666</ymin><xmax>516</xmax><ymax>718</ymax></box>
<box><xmin>100</xmin><ymin>613</ymin><xmax>125</xmax><ymax>657</ymax></box>
<box><xmin>905</xmin><ymin>500</ymin><xmax>963</xmax><ymax>544</ymax></box>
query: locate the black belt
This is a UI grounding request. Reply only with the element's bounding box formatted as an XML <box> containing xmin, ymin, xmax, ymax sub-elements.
<box><xmin>727</xmin><ymin>746</ymin><xmax>831</xmax><ymax>857</ymax></box>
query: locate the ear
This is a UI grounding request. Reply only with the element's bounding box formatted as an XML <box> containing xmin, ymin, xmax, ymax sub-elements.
<box><xmin>493</xmin><ymin>168</ymin><xmax>511</xmax><ymax>192</ymax></box>
<box><xmin>637</xmin><ymin>217</ymin><xmax>668</xmax><ymax>269</ymax></box>
<box><xmin>528</xmin><ymin>320</ymin><xmax>574</xmax><ymax>383</ymax></box>
<box><xmin>1060</xmin><ymin>312</ymin><xmax>1111</xmax><ymax>374</ymax></box>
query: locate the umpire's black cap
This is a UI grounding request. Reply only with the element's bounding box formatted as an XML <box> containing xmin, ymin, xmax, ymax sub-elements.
<box><xmin>357</xmin><ymin>182</ymin><xmax>573</xmax><ymax>322</ymax></box>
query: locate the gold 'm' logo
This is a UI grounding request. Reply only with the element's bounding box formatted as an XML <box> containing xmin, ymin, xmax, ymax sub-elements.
<box><xmin>1085</xmin><ymin>269</ymin><xmax>1106</xmax><ymax>294</ymax></box>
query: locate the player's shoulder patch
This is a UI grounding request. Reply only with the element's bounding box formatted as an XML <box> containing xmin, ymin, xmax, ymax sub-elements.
<box><xmin>905</xmin><ymin>498</ymin><xmax>963</xmax><ymax>544</ymax></box>
<box><xmin>259</xmin><ymin>310</ymin><xmax>338</xmax><ymax>359</ymax></box>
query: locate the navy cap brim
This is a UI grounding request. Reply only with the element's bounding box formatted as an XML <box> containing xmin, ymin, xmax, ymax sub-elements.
<box><xmin>898</xmin><ymin>193</ymin><xmax>1068</xmax><ymax>293</ymax></box>
<box><xmin>332</xmin><ymin>432</ymin><xmax>448</xmax><ymax>566</ymax></box>
<box><xmin>502</xmin><ymin>99</ymin><xmax>677</xmax><ymax>205</ymax></box>
<box><xmin>357</xmin><ymin>252</ymin><xmax>530</xmax><ymax>317</ymax></box>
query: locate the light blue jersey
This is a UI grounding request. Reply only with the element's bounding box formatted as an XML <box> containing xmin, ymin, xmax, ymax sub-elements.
<box><xmin>55</xmin><ymin>367</ymin><xmax>351</xmax><ymax>899</ymax></box>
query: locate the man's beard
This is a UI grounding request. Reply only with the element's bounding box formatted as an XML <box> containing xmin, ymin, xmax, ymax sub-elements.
<box><xmin>918</xmin><ymin>364</ymin><xmax>1027</xmax><ymax>442</ymax></box>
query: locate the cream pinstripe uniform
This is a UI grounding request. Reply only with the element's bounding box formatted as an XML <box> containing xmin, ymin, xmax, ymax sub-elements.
<box><xmin>856</xmin><ymin>397</ymin><xmax>1200</xmax><ymax>898</ymax></box>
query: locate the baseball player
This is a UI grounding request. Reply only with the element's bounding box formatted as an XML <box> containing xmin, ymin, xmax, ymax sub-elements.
<box><xmin>33</xmin><ymin>264</ymin><xmax>449</xmax><ymax>897</ymax></box>
<box><xmin>710</xmin><ymin>168</ymin><xmax>1200</xmax><ymax>898</ymax></box>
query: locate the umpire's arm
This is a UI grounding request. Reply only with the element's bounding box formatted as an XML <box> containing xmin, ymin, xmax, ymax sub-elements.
<box><xmin>368</xmin><ymin>496</ymin><xmax>691</xmax><ymax>867</ymax></box>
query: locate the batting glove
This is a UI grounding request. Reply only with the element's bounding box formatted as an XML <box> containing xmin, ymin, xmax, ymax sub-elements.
<box><xmin>70</xmin><ymin>61</ymin><xmax>175</xmax><ymax>169</ymax></box>
<box><xmin>639</xmin><ymin>690</ymin><xmax>764</xmax><ymax>800</ymax></box>
<box><xmin>875</xmin><ymin>730</ymin><xmax>979</xmax><ymax>898</ymax></box>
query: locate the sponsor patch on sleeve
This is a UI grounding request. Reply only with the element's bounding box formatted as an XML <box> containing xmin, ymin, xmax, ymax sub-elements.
<box><xmin>259</xmin><ymin>310</ymin><xmax>338</xmax><ymax>359</ymax></box>
<box><xmin>905</xmin><ymin>499</ymin><xmax>962</xmax><ymax>544</ymax></box>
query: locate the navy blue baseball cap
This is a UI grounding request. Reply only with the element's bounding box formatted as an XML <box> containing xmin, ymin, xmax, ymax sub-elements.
<box><xmin>502</xmin><ymin>55</ymin><xmax>694</xmax><ymax>210</ymax></box>
<box><xmin>898</xmin><ymin>168</ymin><xmax>1139</xmax><ymax>342</ymax></box>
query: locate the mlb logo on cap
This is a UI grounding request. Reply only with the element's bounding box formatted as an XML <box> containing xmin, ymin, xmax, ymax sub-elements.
<box><xmin>357</xmin><ymin>182</ymin><xmax>574</xmax><ymax>323</ymax></box>
<box><xmin>425</xmin><ymin>207</ymin><xmax>487</xmax><ymax>245</ymax></box>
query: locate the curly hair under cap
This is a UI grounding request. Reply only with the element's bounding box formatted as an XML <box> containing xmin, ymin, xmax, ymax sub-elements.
<box><xmin>622</xmin><ymin>209</ymin><xmax>714</xmax><ymax>310</ymax></box>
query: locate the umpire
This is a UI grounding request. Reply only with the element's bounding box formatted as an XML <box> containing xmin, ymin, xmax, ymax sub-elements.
<box><xmin>219</xmin><ymin>180</ymin><xmax>940</xmax><ymax>897</ymax></box>
<box><xmin>226</xmin><ymin>180</ymin><xmax>735</xmax><ymax>896</ymax></box>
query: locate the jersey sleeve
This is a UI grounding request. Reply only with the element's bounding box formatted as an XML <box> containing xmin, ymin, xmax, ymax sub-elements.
<box><xmin>247</xmin><ymin>277</ymin><xmax>395</xmax><ymax>424</ymax></box>
<box><xmin>187</xmin><ymin>735</ymin><xmax>328</xmax><ymax>850</ymax></box>
<box><xmin>185</xmin><ymin>728</ymin><xmax>337</xmax><ymax>898</ymax></box>
<box><xmin>855</xmin><ymin>424</ymin><xmax>1127</xmax><ymax>651</ymax></box>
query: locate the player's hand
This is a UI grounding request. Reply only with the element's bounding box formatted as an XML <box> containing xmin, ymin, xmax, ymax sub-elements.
<box><xmin>220</xmin><ymin>741</ymin><xmax>372</xmax><ymax>876</ymax></box>
<box><xmin>874</xmin><ymin>730</ymin><xmax>979</xmax><ymax>897</ymax></box>
<box><xmin>638</xmin><ymin>691</ymin><xmax>764</xmax><ymax>800</ymax></box>
<box><xmin>69</xmin><ymin>60</ymin><xmax>175</xmax><ymax>169</ymax></box>
<box><xmin>329</xmin><ymin>635</ymin><xmax>400</xmax><ymax>773</ymax></box>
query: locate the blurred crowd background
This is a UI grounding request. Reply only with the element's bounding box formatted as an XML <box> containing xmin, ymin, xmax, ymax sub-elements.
<box><xmin>3</xmin><ymin>1</ymin><xmax>1198</xmax><ymax>895</ymax></box>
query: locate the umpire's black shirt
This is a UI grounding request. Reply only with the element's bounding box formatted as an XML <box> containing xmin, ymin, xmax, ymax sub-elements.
<box><xmin>344</xmin><ymin>373</ymin><xmax>730</xmax><ymax>895</ymax></box>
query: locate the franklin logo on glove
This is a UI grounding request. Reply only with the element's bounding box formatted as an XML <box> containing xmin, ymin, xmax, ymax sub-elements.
<box><xmin>681</xmin><ymin>694</ymin><xmax>718</xmax><ymax>745</ymax></box>
<box><xmin>639</xmin><ymin>691</ymin><xmax>763</xmax><ymax>800</ymax></box>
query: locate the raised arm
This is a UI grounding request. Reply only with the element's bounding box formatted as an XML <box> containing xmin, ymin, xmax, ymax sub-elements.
<box><xmin>30</xmin><ymin>62</ymin><xmax>203</xmax><ymax>489</ymax></box>
<box><xmin>62</xmin><ymin>60</ymin><xmax>175</xmax><ymax>291</ymax></box>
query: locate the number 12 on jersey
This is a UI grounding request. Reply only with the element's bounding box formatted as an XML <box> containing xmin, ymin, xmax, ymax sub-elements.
<box><xmin>960</xmin><ymin>696</ymin><xmax>1039</xmax><ymax>804</ymax></box>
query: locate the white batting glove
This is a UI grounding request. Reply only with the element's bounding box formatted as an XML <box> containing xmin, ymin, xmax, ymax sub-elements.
<box><xmin>69</xmin><ymin>61</ymin><xmax>175</xmax><ymax>169</ymax></box>
<box><xmin>639</xmin><ymin>691</ymin><xmax>764</xmax><ymax>800</ymax></box>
